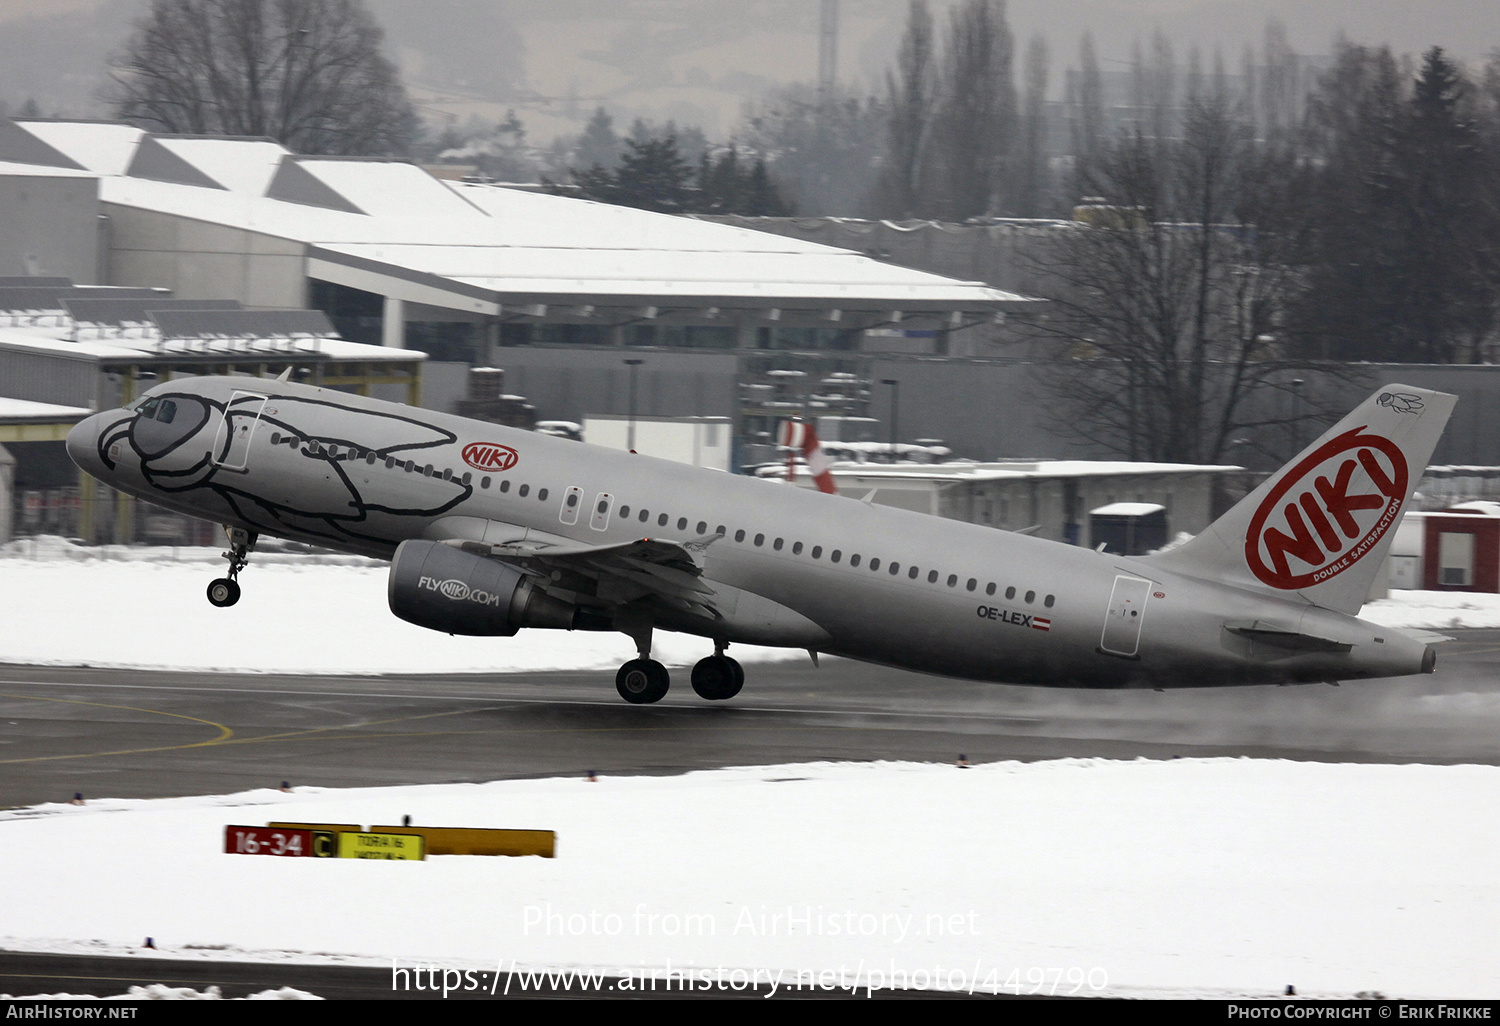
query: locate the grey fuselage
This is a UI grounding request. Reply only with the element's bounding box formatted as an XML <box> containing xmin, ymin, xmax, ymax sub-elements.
<box><xmin>66</xmin><ymin>376</ymin><xmax>1433</xmax><ymax>688</ymax></box>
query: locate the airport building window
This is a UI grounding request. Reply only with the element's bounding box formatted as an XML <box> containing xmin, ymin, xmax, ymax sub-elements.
<box><xmin>811</xmin><ymin>546</ymin><xmax>822</xmax><ymax>559</ymax></box>
<box><xmin>538</xmin><ymin>488</ymin><xmax>549</xmax><ymax>501</ymax></box>
<box><xmin>519</xmin><ymin>484</ymin><xmax>530</xmax><ymax>497</ymax></box>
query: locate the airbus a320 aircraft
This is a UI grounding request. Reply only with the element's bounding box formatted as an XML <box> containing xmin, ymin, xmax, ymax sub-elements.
<box><xmin>66</xmin><ymin>376</ymin><xmax>1455</xmax><ymax>703</ymax></box>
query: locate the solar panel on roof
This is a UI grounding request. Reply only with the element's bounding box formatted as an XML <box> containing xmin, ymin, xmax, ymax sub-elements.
<box><xmin>151</xmin><ymin>309</ymin><xmax>336</xmax><ymax>339</ymax></box>
<box><xmin>64</xmin><ymin>297</ymin><xmax>242</xmax><ymax>328</ymax></box>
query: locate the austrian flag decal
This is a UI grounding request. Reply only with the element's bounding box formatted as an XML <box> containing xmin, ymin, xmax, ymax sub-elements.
<box><xmin>1032</xmin><ymin>617</ymin><xmax>1051</xmax><ymax>631</ymax></box>
<box><xmin>461</xmin><ymin>442</ymin><xmax>519</xmax><ymax>473</ymax></box>
<box><xmin>1245</xmin><ymin>426</ymin><xmax>1407</xmax><ymax>590</ymax></box>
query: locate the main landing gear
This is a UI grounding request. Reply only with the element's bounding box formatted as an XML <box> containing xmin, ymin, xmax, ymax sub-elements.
<box><xmin>691</xmin><ymin>644</ymin><xmax>743</xmax><ymax>701</ymax></box>
<box><xmin>207</xmin><ymin>526</ymin><xmax>257</xmax><ymax>608</ymax></box>
<box><xmin>613</xmin><ymin>631</ymin><xmax>744</xmax><ymax>704</ymax></box>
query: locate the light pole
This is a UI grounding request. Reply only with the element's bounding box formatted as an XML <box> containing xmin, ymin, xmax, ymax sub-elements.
<box><xmin>624</xmin><ymin>359</ymin><xmax>644</xmax><ymax>451</ymax></box>
<box><xmin>880</xmin><ymin>378</ymin><xmax>900</xmax><ymax>460</ymax></box>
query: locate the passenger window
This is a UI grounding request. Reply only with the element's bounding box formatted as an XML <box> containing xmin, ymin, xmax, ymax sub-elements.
<box><xmin>271</xmin><ymin>432</ymin><xmax>281</xmax><ymax>445</ymax></box>
<box><xmin>386</xmin><ymin>456</ymin><xmax>396</xmax><ymax>469</ymax></box>
<box><xmin>538</xmin><ymin>488</ymin><xmax>548</xmax><ymax>501</ymax></box>
<box><xmin>811</xmin><ymin>546</ymin><xmax>822</xmax><ymax>559</ymax></box>
<box><xmin>620</xmin><ymin>505</ymin><xmax>631</xmax><ymax>518</ymax></box>
<box><xmin>658</xmin><ymin>513</ymin><xmax>668</xmax><ymax>527</ymax></box>
<box><xmin>868</xmin><ymin>558</ymin><xmax>879</xmax><ymax>571</ymax></box>
<box><xmin>773</xmin><ymin>538</ymin><xmax>784</xmax><ymax>551</ymax></box>
<box><xmin>500</xmin><ymin>479</ymin><xmax>511</xmax><ymax>492</ymax></box>
<box><xmin>754</xmin><ymin>534</ymin><xmax>765</xmax><ymax>546</ymax></box>
<box><xmin>519</xmin><ymin>484</ymin><xmax>530</xmax><ymax>497</ymax></box>
<box><xmin>831</xmin><ymin>550</ymin><xmax>842</xmax><ymax>563</ymax></box>
<box><xmin>1025</xmin><ymin>590</ymin><xmax>1035</xmax><ymax>604</ymax></box>
<box><xmin>1005</xmin><ymin>586</ymin><xmax>1016</xmax><ymax>599</ymax></box>
<box><xmin>715</xmin><ymin>526</ymin><xmax>726</xmax><ymax>536</ymax></box>
<box><xmin>424</xmin><ymin>464</ymin><xmax>434</xmax><ymax>476</ymax></box>
<box><xmin>792</xmin><ymin>542</ymin><xmax>803</xmax><ymax>555</ymax></box>
<box><xmin>697</xmin><ymin>521</ymin><xmax>707</xmax><ymax>535</ymax></box>
<box><xmin>639</xmin><ymin>509</ymin><xmax>649</xmax><ymax>522</ymax></box>
<box><xmin>908</xmin><ymin>566</ymin><xmax>918</xmax><ymax>579</ymax></box>
<box><xmin>947</xmin><ymin>574</ymin><xmax>958</xmax><ymax>587</ymax></box>
<box><xmin>481</xmin><ymin>476</ymin><xmax>491</xmax><ymax>489</ymax></box>
<box><xmin>966</xmin><ymin>578</ymin><xmax>977</xmax><ymax>591</ymax></box>
<box><xmin>735</xmin><ymin>529</ymin><xmax>746</xmax><ymax>542</ymax></box>
<box><xmin>368</xmin><ymin>453</ymin><xmax>379</xmax><ymax>466</ymax></box>
<box><xmin>567</xmin><ymin>493</ymin><xmax>580</xmax><ymax>508</ymax></box>
<box><xmin>889</xmin><ymin>562</ymin><xmax>900</xmax><ymax>575</ymax></box>
<box><xmin>850</xmin><ymin>554</ymin><xmax>861</xmax><ymax>567</ymax></box>
<box><xmin>986</xmin><ymin>583</ymin><xmax>996</xmax><ymax>596</ymax></box>
<box><xmin>442</xmin><ymin>468</ymin><xmax>453</xmax><ymax>481</ymax></box>
<box><xmin>678</xmin><ymin>517</ymin><xmax>688</xmax><ymax>531</ymax></box>
<box><xmin>1044</xmin><ymin>594</ymin><xmax>1055</xmax><ymax>608</ymax></box>
<box><xmin>928</xmin><ymin>570</ymin><xmax>938</xmax><ymax>583</ymax></box>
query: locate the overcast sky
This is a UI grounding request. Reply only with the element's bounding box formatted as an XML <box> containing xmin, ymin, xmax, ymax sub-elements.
<box><xmin>3</xmin><ymin>0</ymin><xmax>1498</xmax><ymax>142</ymax></box>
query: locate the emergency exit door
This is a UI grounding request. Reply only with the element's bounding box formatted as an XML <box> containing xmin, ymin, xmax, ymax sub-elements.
<box><xmin>1099</xmin><ymin>575</ymin><xmax>1152</xmax><ymax>657</ymax></box>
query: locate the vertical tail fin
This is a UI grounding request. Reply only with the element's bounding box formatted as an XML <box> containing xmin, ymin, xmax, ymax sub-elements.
<box><xmin>778</xmin><ymin>420</ymin><xmax>838</xmax><ymax>494</ymax></box>
<box><xmin>1151</xmin><ymin>385</ymin><xmax>1456</xmax><ymax>615</ymax></box>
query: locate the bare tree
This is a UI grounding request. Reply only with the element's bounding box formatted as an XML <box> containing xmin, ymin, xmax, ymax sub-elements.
<box><xmin>1030</xmin><ymin>85</ymin><xmax>1322</xmax><ymax>465</ymax></box>
<box><xmin>930</xmin><ymin>0</ymin><xmax>1015</xmax><ymax>220</ymax></box>
<box><xmin>107</xmin><ymin>0</ymin><xmax>416</xmax><ymax>157</ymax></box>
<box><xmin>1015</xmin><ymin>34</ymin><xmax>1049</xmax><ymax>217</ymax></box>
<box><xmin>872</xmin><ymin>0</ymin><xmax>938</xmax><ymax>218</ymax></box>
<box><xmin>1067</xmin><ymin>31</ymin><xmax>1105</xmax><ymax>185</ymax></box>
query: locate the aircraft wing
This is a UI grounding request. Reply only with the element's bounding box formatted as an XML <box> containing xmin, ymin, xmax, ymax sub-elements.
<box><xmin>437</xmin><ymin>530</ymin><xmax>720</xmax><ymax>618</ymax></box>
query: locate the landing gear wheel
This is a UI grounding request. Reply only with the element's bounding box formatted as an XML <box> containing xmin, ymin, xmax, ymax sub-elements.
<box><xmin>616</xmin><ymin>659</ymin><xmax>670</xmax><ymax>704</ymax></box>
<box><xmin>207</xmin><ymin>577</ymin><xmax>241</xmax><ymax>608</ymax></box>
<box><xmin>691</xmin><ymin>655</ymin><xmax>744</xmax><ymax>701</ymax></box>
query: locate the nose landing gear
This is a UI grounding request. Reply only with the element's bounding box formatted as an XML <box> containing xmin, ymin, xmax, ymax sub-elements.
<box><xmin>207</xmin><ymin>527</ymin><xmax>257</xmax><ymax>608</ymax></box>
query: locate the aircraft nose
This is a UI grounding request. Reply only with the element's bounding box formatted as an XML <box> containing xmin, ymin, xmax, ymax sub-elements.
<box><xmin>66</xmin><ymin>414</ymin><xmax>105</xmax><ymax>475</ymax></box>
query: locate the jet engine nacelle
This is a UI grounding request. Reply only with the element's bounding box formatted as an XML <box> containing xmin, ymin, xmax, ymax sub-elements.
<box><xmin>388</xmin><ymin>539</ymin><xmax>576</xmax><ymax>636</ymax></box>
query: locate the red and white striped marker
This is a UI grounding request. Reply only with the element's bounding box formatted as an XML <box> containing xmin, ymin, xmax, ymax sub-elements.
<box><xmin>778</xmin><ymin>420</ymin><xmax>837</xmax><ymax>495</ymax></box>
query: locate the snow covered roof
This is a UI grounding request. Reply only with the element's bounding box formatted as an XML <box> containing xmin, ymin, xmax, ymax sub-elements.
<box><xmin>0</xmin><ymin>119</ymin><xmax>1038</xmax><ymax>318</ymax></box>
<box><xmin>1090</xmin><ymin>502</ymin><xmax>1168</xmax><ymax>517</ymax></box>
<box><xmin>0</xmin><ymin>397</ymin><xmax>92</xmax><ymax>421</ymax></box>
<box><xmin>814</xmin><ymin>460</ymin><xmax>1240</xmax><ymax>483</ymax></box>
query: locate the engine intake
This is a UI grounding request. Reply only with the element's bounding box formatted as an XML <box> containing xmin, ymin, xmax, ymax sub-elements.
<box><xmin>388</xmin><ymin>539</ymin><xmax>576</xmax><ymax>635</ymax></box>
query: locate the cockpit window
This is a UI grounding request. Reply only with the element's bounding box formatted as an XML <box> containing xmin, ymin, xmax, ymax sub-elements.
<box><xmin>156</xmin><ymin>400</ymin><xmax>177</xmax><ymax>424</ymax></box>
<box><xmin>137</xmin><ymin>398</ymin><xmax>160</xmax><ymax>419</ymax></box>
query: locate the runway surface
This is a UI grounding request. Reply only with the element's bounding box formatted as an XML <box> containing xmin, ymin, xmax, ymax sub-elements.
<box><xmin>3</xmin><ymin>629</ymin><xmax>1499</xmax><ymax>810</ymax></box>
<box><xmin>2</xmin><ymin>633</ymin><xmax>1497</xmax><ymax>999</ymax></box>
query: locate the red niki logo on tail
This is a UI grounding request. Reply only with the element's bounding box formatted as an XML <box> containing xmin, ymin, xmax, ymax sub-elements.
<box><xmin>461</xmin><ymin>442</ymin><xmax>519</xmax><ymax>472</ymax></box>
<box><xmin>1245</xmin><ymin>427</ymin><xmax>1408</xmax><ymax>590</ymax></box>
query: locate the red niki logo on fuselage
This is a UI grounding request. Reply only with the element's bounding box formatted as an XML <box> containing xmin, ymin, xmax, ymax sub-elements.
<box><xmin>1245</xmin><ymin>426</ymin><xmax>1408</xmax><ymax>590</ymax></box>
<box><xmin>461</xmin><ymin>442</ymin><xmax>520</xmax><ymax>473</ymax></box>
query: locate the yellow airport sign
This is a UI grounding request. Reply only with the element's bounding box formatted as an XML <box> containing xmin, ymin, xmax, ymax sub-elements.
<box><xmin>337</xmin><ymin>831</ymin><xmax>426</xmax><ymax>860</ymax></box>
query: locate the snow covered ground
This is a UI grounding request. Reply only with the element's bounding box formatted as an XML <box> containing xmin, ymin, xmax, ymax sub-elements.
<box><xmin>1</xmin><ymin>537</ymin><xmax>1497</xmax><ymax>674</ymax></box>
<box><xmin>0</xmin><ymin>759</ymin><xmax>1496</xmax><ymax>999</ymax></box>
<box><xmin>2</xmin><ymin>541</ymin><xmax>1498</xmax><ymax>998</ymax></box>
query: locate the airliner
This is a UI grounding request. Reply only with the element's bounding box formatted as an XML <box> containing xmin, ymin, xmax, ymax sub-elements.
<box><xmin>65</xmin><ymin>376</ymin><xmax>1454</xmax><ymax>703</ymax></box>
